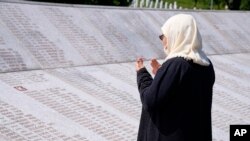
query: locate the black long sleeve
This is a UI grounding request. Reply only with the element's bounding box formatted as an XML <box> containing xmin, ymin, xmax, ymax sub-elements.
<box><xmin>136</xmin><ymin>57</ymin><xmax>215</xmax><ymax>141</ymax></box>
<box><xmin>137</xmin><ymin>58</ymin><xmax>188</xmax><ymax>112</ymax></box>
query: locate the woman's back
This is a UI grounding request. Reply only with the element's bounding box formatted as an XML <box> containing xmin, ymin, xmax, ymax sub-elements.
<box><xmin>137</xmin><ymin>57</ymin><xmax>215</xmax><ymax>141</ymax></box>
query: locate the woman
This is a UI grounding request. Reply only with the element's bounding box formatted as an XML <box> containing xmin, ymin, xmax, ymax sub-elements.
<box><xmin>135</xmin><ymin>14</ymin><xmax>215</xmax><ymax>141</ymax></box>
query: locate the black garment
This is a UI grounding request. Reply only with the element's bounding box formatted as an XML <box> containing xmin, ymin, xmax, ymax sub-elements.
<box><xmin>136</xmin><ymin>57</ymin><xmax>215</xmax><ymax>141</ymax></box>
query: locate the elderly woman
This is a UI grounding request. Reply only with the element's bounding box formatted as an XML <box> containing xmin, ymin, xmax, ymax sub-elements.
<box><xmin>135</xmin><ymin>14</ymin><xmax>215</xmax><ymax>141</ymax></box>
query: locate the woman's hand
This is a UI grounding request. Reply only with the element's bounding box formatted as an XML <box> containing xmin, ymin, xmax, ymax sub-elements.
<box><xmin>150</xmin><ymin>58</ymin><xmax>161</xmax><ymax>75</ymax></box>
<box><xmin>136</xmin><ymin>58</ymin><xmax>145</xmax><ymax>72</ymax></box>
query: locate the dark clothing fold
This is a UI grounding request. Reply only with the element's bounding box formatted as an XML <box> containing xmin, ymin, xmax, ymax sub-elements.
<box><xmin>137</xmin><ymin>57</ymin><xmax>215</xmax><ymax>141</ymax></box>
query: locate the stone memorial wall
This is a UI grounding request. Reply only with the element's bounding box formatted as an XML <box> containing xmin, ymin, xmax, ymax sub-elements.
<box><xmin>0</xmin><ymin>1</ymin><xmax>250</xmax><ymax>141</ymax></box>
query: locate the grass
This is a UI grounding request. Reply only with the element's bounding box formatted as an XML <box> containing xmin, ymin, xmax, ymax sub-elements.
<box><xmin>164</xmin><ymin>0</ymin><xmax>214</xmax><ymax>9</ymax></box>
<box><xmin>137</xmin><ymin>0</ymin><xmax>226</xmax><ymax>10</ymax></box>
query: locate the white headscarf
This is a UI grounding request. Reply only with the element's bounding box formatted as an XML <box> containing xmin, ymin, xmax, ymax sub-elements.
<box><xmin>161</xmin><ymin>14</ymin><xmax>210</xmax><ymax>66</ymax></box>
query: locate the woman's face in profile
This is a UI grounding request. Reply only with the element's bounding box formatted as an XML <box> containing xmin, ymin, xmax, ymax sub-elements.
<box><xmin>161</xmin><ymin>35</ymin><xmax>168</xmax><ymax>49</ymax></box>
